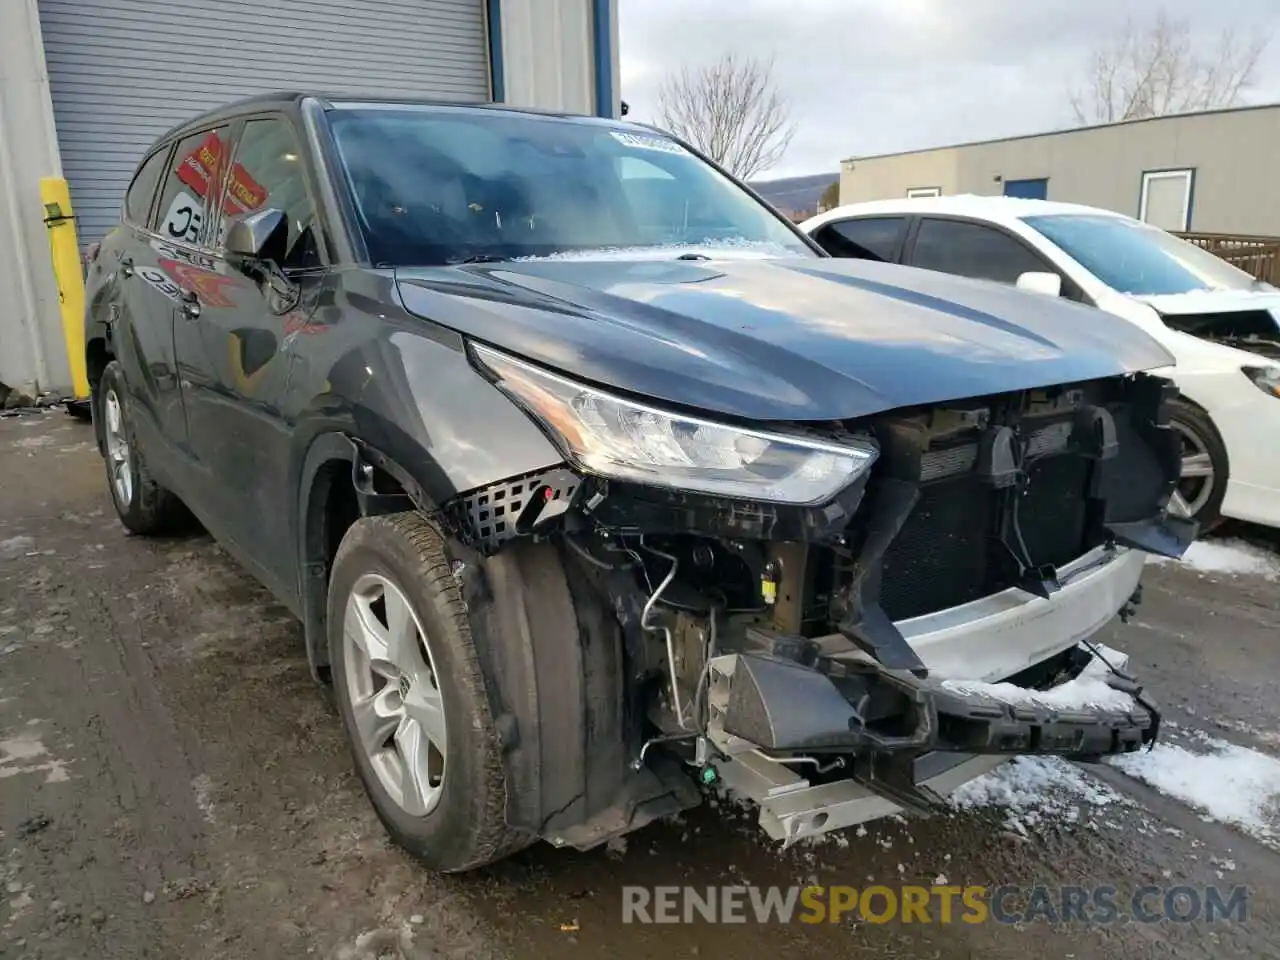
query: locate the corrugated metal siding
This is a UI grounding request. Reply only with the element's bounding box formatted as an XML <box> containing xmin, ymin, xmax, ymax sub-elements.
<box><xmin>38</xmin><ymin>0</ymin><xmax>490</xmax><ymax>244</ymax></box>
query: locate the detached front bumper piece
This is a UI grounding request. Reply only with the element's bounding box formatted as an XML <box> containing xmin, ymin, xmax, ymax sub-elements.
<box><xmin>706</xmin><ymin>645</ymin><xmax>1157</xmax><ymax>844</ymax></box>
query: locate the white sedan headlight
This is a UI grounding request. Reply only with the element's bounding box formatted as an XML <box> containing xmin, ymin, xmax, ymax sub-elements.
<box><xmin>473</xmin><ymin>344</ymin><xmax>877</xmax><ymax>505</ymax></box>
<box><xmin>1243</xmin><ymin>365</ymin><xmax>1280</xmax><ymax>399</ymax></box>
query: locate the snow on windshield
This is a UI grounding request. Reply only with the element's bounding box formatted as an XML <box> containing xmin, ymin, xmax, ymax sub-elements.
<box><xmin>513</xmin><ymin>239</ymin><xmax>796</xmax><ymax>262</ymax></box>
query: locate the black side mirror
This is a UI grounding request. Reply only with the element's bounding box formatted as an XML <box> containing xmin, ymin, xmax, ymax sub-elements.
<box><xmin>225</xmin><ymin>208</ymin><xmax>287</xmax><ymax>264</ymax></box>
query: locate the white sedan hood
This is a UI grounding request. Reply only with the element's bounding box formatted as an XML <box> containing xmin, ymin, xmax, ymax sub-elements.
<box><xmin>1133</xmin><ymin>288</ymin><xmax>1280</xmax><ymax>321</ymax></box>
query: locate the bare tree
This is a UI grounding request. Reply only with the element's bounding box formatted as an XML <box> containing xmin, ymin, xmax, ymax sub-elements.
<box><xmin>818</xmin><ymin>179</ymin><xmax>840</xmax><ymax>213</ymax></box>
<box><xmin>657</xmin><ymin>54</ymin><xmax>796</xmax><ymax>180</ymax></box>
<box><xmin>1069</xmin><ymin>11</ymin><xmax>1268</xmax><ymax>124</ymax></box>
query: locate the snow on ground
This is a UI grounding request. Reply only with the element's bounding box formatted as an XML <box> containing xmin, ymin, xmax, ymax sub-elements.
<box><xmin>1146</xmin><ymin>538</ymin><xmax>1280</xmax><ymax>581</ymax></box>
<box><xmin>941</xmin><ymin>644</ymin><xmax>1135</xmax><ymax>711</ymax></box>
<box><xmin>1109</xmin><ymin>733</ymin><xmax>1280</xmax><ymax>849</ymax></box>
<box><xmin>950</xmin><ymin>756</ymin><xmax>1129</xmax><ymax>837</ymax></box>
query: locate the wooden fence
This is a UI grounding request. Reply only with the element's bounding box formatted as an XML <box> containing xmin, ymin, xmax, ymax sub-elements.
<box><xmin>1174</xmin><ymin>232</ymin><xmax>1280</xmax><ymax>285</ymax></box>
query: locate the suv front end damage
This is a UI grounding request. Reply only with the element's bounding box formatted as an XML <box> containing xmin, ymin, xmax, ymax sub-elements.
<box><xmin>442</xmin><ymin>347</ymin><xmax>1193</xmax><ymax>849</ymax></box>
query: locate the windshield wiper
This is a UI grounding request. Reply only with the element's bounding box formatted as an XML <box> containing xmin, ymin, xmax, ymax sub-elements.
<box><xmin>675</xmin><ymin>252</ymin><xmax>711</xmax><ymax>261</ymax></box>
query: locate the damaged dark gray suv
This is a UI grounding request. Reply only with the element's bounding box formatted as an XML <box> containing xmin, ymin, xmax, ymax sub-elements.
<box><xmin>83</xmin><ymin>93</ymin><xmax>1194</xmax><ymax>872</ymax></box>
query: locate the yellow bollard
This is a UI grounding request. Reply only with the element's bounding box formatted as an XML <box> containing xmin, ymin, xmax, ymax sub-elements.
<box><xmin>39</xmin><ymin>176</ymin><xmax>90</xmax><ymax>400</ymax></box>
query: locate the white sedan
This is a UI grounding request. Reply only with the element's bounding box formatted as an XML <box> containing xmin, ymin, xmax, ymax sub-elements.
<box><xmin>801</xmin><ymin>196</ymin><xmax>1280</xmax><ymax>531</ymax></box>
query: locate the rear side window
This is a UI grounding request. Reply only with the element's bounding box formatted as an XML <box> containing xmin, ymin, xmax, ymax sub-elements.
<box><xmin>155</xmin><ymin>125</ymin><xmax>232</xmax><ymax>246</ymax></box>
<box><xmin>124</xmin><ymin>148</ymin><xmax>169</xmax><ymax>227</ymax></box>
<box><xmin>813</xmin><ymin>217</ymin><xmax>904</xmax><ymax>261</ymax></box>
<box><xmin>909</xmin><ymin>218</ymin><xmax>1050</xmax><ymax>284</ymax></box>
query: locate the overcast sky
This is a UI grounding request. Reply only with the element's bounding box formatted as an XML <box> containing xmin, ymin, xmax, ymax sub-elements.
<box><xmin>618</xmin><ymin>0</ymin><xmax>1280</xmax><ymax>179</ymax></box>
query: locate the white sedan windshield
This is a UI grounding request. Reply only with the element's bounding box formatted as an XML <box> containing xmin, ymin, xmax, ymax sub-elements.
<box><xmin>1024</xmin><ymin>213</ymin><xmax>1268</xmax><ymax>296</ymax></box>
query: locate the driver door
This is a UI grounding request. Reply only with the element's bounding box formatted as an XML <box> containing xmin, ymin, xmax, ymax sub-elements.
<box><xmin>175</xmin><ymin>114</ymin><xmax>326</xmax><ymax>600</ymax></box>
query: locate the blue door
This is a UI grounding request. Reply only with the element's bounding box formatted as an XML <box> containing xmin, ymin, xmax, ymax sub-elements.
<box><xmin>1003</xmin><ymin>178</ymin><xmax>1048</xmax><ymax>200</ymax></box>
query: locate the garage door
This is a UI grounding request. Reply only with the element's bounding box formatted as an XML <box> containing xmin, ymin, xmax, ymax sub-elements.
<box><xmin>38</xmin><ymin>0</ymin><xmax>491</xmax><ymax>245</ymax></box>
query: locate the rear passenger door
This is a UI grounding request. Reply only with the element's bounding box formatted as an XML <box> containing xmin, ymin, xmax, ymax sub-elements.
<box><xmin>146</xmin><ymin>123</ymin><xmax>236</xmax><ymax>459</ymax></box>
<box><xmin>809</xmin><ymin>216</ymin><xmax>907</xmax><ymax>262</ymax></box>
<box><xmin>104</xmin><ymin>142</ymin><xmax>190</xmax><ymax>459</ymax></box>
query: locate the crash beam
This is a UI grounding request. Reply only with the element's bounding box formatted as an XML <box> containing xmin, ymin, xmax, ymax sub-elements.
<box><xmin>714</xmin><ymin>748</ymin><xmax>1008</xmax><ymax>845</ymax></box>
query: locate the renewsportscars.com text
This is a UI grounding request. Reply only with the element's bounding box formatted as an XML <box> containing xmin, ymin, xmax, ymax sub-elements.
<box><xmin>622</xmin><ymin>884</ymin><xmax>1248</xmax><ymax>925</ymax></box>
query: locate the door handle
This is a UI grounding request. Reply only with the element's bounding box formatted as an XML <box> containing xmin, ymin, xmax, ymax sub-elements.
<box><xmin>180</xmin><ymin>290</ymin><xmax>201</xmax><ymax>320</ymax></box>
<box><xmin>119</xmin><ymin>256</ymin><xmax>134</xmax><ymax>278</ymax></box>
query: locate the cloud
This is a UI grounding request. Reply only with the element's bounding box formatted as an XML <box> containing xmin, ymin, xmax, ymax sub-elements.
<box><xmin>619</xmin><ymin>0</ymin><xmax>1280</xmax><ymax>177</ymax></box>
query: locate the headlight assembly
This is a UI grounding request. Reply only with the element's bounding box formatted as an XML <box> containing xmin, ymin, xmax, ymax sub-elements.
<box><xmin>472</xmin><ymin>344</ymin><xmax>878</xmax><ymax>505</ymax></box>
<box><xmin>1243</xmin><ymin>365</ymin><xmax>1280</xmax><ymax>399</ymax></box>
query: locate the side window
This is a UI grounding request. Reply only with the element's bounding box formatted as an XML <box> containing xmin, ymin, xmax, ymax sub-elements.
<box><xmin>124</xmin><ymin>147</ymin><xmax>169</xmax><ymax>227</ymax></box>
<box><xmin>812</xmin><ymin>217</ymin><xmax>904</xmax><ymax>262</ymax></box>
<box><xmin>219</xmin><ymin>117</ymin><xmax>321</xmax><ymax>269</ymax></box>
<box><xmin>155</xmin><ymin>125</ymin><xmax>232</xmax><ymax>246</ymax></box>
<box><xmin>910</xmin><ymin>218</ymin><xmax>1051</xmax><ymax>284</ymax></box>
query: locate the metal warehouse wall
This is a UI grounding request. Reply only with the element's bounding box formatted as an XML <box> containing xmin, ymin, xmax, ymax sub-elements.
<box><xmin>0</xmin><ymin>0</ymin><xmax>70</xmax><ymax>397</ymax></box>
<box><xmin>0</xmin><ymin>0</ymin><xmax>618</xmax><ymax>397</ymax></box>
<box><xmin>840</xmin><ymin>105</ymin><xmax>1280</xmax><ymax>235</ymax></box>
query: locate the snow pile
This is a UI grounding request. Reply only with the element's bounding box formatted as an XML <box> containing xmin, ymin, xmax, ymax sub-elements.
<box><xmin>941</xmin><ymin>645</ymin><xmax>1135</xmax><ymax>711</ymax></box>
<box><xmin>1146</xmin><ymin>538</ymin><xmax>1280</xmax><ymax>581</ymax></box>
<box><xmin>951</xmin><ymin>756</ymin><xmax>1127</xmax><ymax>836</ymax></box>
<box><xmin>0</xmin><ymin>536</ymin><xmax>35</xmax><ymax>561</ymax></box>
<box><xmin>1109</xmin><ymin>734</ymin><xmax>1280</xmax><ymax>848</ymax></box>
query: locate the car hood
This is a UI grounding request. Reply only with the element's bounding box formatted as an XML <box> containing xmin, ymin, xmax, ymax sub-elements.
<box><xmin>394</xmin><ymin>257</ymin><xmax>1175</xmax><ymax>422</ymax></box>
<box><xmin>1129</xmin><ymin>290</ymin><xmax>1280</xmax><ymax>362</ymax></box>
<box><xmin>1133</xmin><ymin>289</ymin><xmax>1280</xmax><ymax>319</ymax></box>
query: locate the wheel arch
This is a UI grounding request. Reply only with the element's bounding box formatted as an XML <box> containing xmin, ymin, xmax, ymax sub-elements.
<box><xmin>296</xmin><ymin>433</ymin><xmax>697</xmax><ymax>845</ymax></box>
<box><xmin>296</xmin><ymin>433</ymin><xmax>433</xmax><ymax>682</ymax></box>
<box><xmin>1166</xmin><ymin>390</ymin><xmax>1230</xmax><ymax>469</ymax></box>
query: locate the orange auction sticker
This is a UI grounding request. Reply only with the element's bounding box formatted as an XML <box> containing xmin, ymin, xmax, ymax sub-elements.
<box><xmin>176</xmin><ymin>132</ymin><xmax>268</xmax><ymax>215</ymax></box>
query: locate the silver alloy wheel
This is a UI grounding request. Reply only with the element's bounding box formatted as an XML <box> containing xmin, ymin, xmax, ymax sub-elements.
<box><xmin>103</xmin><ymin>388</ymin><xmax>133</xmax><ymax>507</ymax></box>
<box><xmin>342</xmin><ymin>572</ymin><xmax>447</xmax><ymax>817</ymax></box>
<box><xmin>1172</xmin><ymin>419</ymin><xmax>1215</xmax><ymax>517</ymax></box>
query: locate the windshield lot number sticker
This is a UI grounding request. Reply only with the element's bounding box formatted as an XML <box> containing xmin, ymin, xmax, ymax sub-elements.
<box><xmin>610</xmin><ymin>131</ymin><xmax>688</xmax><ymax>155</ymax></box>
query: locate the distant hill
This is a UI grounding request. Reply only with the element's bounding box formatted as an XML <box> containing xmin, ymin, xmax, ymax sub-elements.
<box><xmin>750</xmin><ymin>173</ymin><xmax>838</xmax><ymax>215</ymax></box>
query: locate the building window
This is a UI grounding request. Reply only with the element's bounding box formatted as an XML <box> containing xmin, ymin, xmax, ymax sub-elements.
<box><xmin>1140</xmin><ymin>169</ymin><xmax>1194</xmax><ymax>232</ymax></box>
<box><xmin>906</xmin><ymin>186</ymin><xmax>941</xmax><ymax>198</ymax></box>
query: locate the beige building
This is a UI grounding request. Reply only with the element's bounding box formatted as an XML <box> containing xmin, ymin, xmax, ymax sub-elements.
<box><xmin>839</xmin><ymin>103</ymin><xmax>1280</xmax><ymax>237</ymax></box>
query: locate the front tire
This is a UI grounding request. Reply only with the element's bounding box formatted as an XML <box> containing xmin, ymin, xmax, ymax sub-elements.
<box><xmin>96</xmin><ymin>361</ymin><xmax>188</xmax><ymax>535</ymax></box>
<box><xmin>327</xmin><ymin>513</ymin><xmax>532</xmax><ymax>872</ymax></box>
<box><xmin>1169</xmin><ymin>398</ymin><xmax>1229</xmax><ymax>533</ymax></box>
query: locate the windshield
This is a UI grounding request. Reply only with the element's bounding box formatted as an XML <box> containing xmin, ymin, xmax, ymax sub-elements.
<box><xmin>326</xmin><ymin>106</ymin><xmax>813</xmax><ymax>266</ymax></box>
<box><xmin>1023</xmin><ymin>213</ymin><xmax>1266</xmax><ymax>296</ymax></box>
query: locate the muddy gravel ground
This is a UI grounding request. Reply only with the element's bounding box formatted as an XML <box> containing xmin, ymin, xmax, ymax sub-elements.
<box><xmin>3</xmin><ymin>408</ymin><xmax>1280</xmax><ymax>960</ymax></box>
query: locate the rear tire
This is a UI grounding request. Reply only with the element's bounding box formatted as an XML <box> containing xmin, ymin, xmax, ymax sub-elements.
<box><xmin>96</xmin><ymin>361</ymin><xmax>189</xmax><ymax>536</ymax></box>
<box><xmin>1168</xmin><ymin>398</ymin><xmax>1228</xmax><ymax>533</ymax></box>
<box><xmin>327</xmin><ymin>512</ymin><xmax>532</xmax><ymax>872</ymax></box>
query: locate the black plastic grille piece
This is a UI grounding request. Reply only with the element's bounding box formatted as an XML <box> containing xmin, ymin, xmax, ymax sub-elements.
<box><xmin>878</xmin><ymin>451</ymin><xmax>1091</xmax><ymax>622</ymax></box>
<box><xmin>447</xmin><ymin>468</ymin><xmax>580</xmax><ymax>551</ymax></box>
<box><xmin>1018</xmin><ymin>455</ymin><xmax>1089</xmax><ymax>568</ymax></box>
<box><xmin>879</xmin><ymin>474</ymin><xmax>993</xmax><ymax>621</ymax></box>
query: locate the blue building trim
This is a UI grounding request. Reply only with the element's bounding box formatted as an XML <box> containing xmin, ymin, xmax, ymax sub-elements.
<box><xmin>486</xmin><ymin>0</ymin><xmax>505</xmax><ymax>103</ymax></box>
<box><xmin>591</xmin><ymin>0</ymin><xmax>614</xmax><ymax>117</ymax></box>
